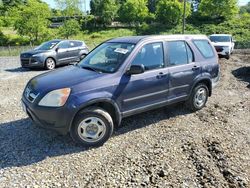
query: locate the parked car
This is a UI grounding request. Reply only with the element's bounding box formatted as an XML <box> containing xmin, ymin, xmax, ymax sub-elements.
<box><xmin>209</xmin><ymin>34</ymin><xmax>235</xmax><ymax>59</ymax></box>
<box><xmin>20</xmin><ymin>39</ymin><xmax>89</xmax><ymax>70</ymax></box>
<box><xmin>21</xmin><ymin>35</ymin><xmax>220</xmax><ymax>147</ymax></box>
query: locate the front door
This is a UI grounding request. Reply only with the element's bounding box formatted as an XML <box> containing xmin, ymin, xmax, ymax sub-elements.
<box><xmin>118</xmin><ymin>42</ymin><xmax>169</xmax><ymax>114</ymax></box>
<box><xmin>56</xmin><ymin>41</ymin><xmax>72</xmax><ymax>64</ymax></box>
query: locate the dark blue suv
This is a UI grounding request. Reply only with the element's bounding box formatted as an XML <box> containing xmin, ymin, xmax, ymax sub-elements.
<box><xmin>22</xmin><ymin>35</ymin><xmax>220</xmax><ymax>146</ymax></box>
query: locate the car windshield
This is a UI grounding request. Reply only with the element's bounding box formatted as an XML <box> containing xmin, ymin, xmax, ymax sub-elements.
<box><xmin>78</xmin><ymin>42</ymin><xmax>135</xmax><ymax>73</ymax></box>
<box><xmin>209</xmin><ymin>36</ymin><xmax>231</xmax><ymax>42</ymax></box>
<box><xmin>36</xmin><ymin>41</ymin><xmax>59</xmax><ymax>50</ymax></box>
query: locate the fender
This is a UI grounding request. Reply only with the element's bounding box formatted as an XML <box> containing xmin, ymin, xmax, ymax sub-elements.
<box><xmin>189</xmin><ymin>76</ymin><xmax>212</xmax><ymax>97</ymax></box>
<box><xmin>69</xmin><ymin>93</ymin><xmax>122</xmax><ymax>131</ymax></box>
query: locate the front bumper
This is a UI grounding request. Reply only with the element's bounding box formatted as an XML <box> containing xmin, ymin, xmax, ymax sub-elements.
<box><xmin>215</xmin><ymin>46</ymin><xmax>230</xmax><ymax>56</ymax></box>
<box><xmin>20</xmin><ymin>57</ymin><xmax>44</xmax><ymax>68</ymax></box>
<box><xmin>21</xmin><ymin>96</ymin><xmax>75</xmax><ymax>135</ymax></box>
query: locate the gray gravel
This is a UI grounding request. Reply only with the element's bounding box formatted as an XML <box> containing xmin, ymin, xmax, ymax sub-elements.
<box><xmin>0</xmin><ymin>55</ymin><xmax>250</xmax><ymax>187</ymax></box>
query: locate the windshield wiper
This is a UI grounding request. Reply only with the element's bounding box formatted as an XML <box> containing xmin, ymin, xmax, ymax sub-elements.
<box><xmin>80</xmin><ymin>66</ymin><xmax>102</xmax><ymax>73</ymax></box>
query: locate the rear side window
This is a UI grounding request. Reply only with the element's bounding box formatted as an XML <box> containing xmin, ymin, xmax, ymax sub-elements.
<box><xmin>73</xmin><ymin>41</ymin><xmax>83</xmax><ymax>47</ymax></box>
<box><xmin>167</xmin><ymin>41</ymin><xmax>193</xmax><ymax>66</ymax></box>
<box><xmin>193</xmin><ymin>40</ymin><xmax>214</xmax><ymax>58</ymax></box>
<box><xmin>58</xmin><ymin>41</ymin><xmax>70</xmax><ymax>49</ymax></box>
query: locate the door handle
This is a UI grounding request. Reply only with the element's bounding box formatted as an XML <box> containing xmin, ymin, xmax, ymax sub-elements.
<box><xmin>192</xmin><ymin>65</ymin><xmax>200</xmax><ymax>71</ymax></box>
<box><xmin>157</xmin><ymin>72</ymin><xmax>167</xmax><ymax>79</ymax></box>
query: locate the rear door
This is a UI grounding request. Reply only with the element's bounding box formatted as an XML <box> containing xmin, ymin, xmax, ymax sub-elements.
<box><xmin>166</xmin><ymin>41</ymin><xmax>201</xmax><ymax>101</ymax></box>
<box><xmin>69</xmin><ymin>41</ymin><xmax>82</xmax><ymax>61</ymax></box>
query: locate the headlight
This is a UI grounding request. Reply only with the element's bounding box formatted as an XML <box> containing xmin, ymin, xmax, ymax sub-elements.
<box><xmin>32</xmin><ymin>54</ymin><xmax>43</xmax><ymax>57</ymax></box>
<box><xmin>38</xmin><ymin>88</ymin><xmax>71</xmax><ymax>107</ymax></box>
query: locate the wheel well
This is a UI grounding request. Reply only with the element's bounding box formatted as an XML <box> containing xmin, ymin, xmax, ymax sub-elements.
<box><xmin>195</xmin><ymin>79</ymin><xmax>212</xmax><ymax>96</ymax></box>
<box><xmin>73</xmin><ymin>102</ymin><xmax>120</xmax><ymax>128</ymax></box>
<box><xmin>45</xmin><ymin>57</ymin><xmax>56</xmax><ymax>65</ymax></box>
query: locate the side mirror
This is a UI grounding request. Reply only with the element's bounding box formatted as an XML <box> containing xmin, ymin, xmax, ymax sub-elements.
<box><xmin>55</xmin><ymin>47</ymin><xmax>59</xmax><ymax>52</ymax></box>
<box><xmin>127</xmin><ymin>64</ymin><xmax>145</xmax><ymax>75</ymax></box>
<box><xmin>232</xmin><ymin>39</ymin><xmax>236</xmax><ymax>43</ymax></box>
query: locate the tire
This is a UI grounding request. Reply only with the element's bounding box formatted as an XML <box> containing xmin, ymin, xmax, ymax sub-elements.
<box><xmin>186</xmin><ymin>83</ymin><xmax>209</xmax><ymax>111</ymax></box>
<box><xmin>225</xmin><ymin>54</ymin><xmax>230</xmax><ymax>60</ymax></box>
<box><xmin>80</xmin><ymin>54</ymin><xmax>86</xmax><ymax>61</ymax></box>
<box><xmin>45</xmin><ymin>58</ymin><xmax>56</xmax><ymax>70</ymax></box>
<box><xmin>70</xmin><ymin>107</ymin><xmax>114</xmax><ymax>147</ymax></box>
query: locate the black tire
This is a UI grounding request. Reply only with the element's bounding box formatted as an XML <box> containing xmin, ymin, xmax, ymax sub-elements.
<box><xmin>225</xmin><ymin>54</ymin><xmax>230</xmax><ymax>60</ymax></box>
<box><xmin>80</xmin><ymin>54</ymin><xmax>86</xmax><ymax>61</ymax></box>
<box><xmin>70</xmin><ymin>107</ymin><xmax>114</xmax><ymax>147</ymax></box>
<box><xmin>45</xmin><ymin>57</ymin><xmax>56</xmax><ymax>70</ymax></box>
<box><xmin>186</xmin><ymin>83</ymin><xmax>209</xmax><ymax>111</ymax></box>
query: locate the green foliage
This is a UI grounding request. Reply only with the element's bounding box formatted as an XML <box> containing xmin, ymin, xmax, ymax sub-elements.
<box><xmin>156</xmin><ymin>0</ymin><xmax>184</xmax><ymax>27</ymax></box>
<box><xmin>240</xmin><ymin>2</ymin><xmax>250</xmax><ymax>14</ymax></box>
<box><xmin>58</xmin><ymin>19</ymin><xmax>80</xmax><ymax>39</ymax></box>
<box><xmin>0</xmin><ymin>0</ymin><xmax>25</xmax><ymax>13</ymax></box>
<box><xmin>101</xmin><ymin>0</ymin><xmax>119</xmax><ymax>25</ymax></box>
<box><xmin>90</xmin><ymin>0</ymin><xmax>119</xmax><ymax>26</ymax></box>
<box><xmin>148</xmin><ymin>0</ymin><xmax>157</xmax><ymax>13</ymax></box>
<box><xmin>198</xmin><ymin>0</ymin><xmax>238</xmax><ymax>21</ymax></box>
<box><xmin>119</xmin><ymin>0</ymin><xmax>149</xmax><ymax>24</ymax></box>
<box><xmin>55</xmin><ymin>0</ymin><xmax>82</xmax><ymax>16</ymax></box>
<box><xmin>11</xmin><ymin>0</ymin><xmax>51</xmax><ymax>44</ymax></box>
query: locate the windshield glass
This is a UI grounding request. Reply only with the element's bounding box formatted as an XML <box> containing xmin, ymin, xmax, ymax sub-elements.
<box><xmin>78</xmin><ymin>42</ymin><xmax>135</xmax><ymax>73</ymax></box>
<box><xmin>36</xmin><ymin>41</ymin><xmax>59</xmax><ymax>50</ymax></box>
<box><xmin>209</xmin><ymin>36</ymin><xmax>231</xmax><ymax>42</ymax></box>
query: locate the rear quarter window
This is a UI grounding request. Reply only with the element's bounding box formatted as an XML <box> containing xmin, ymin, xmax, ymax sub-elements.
<box><xmin>74</xmin><ymin>41</ymin><xmax>84</xmax><ymax>47</ymax></box>
<box><xmin>193</xmin><ymin>40</ymin><xmax>215</xmax><ymax>58</ymax></box>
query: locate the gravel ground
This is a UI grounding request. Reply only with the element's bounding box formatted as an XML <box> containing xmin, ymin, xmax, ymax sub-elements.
<box><xmin>0</xmin><ymin>55</ymin><xmax>249</xmax><ymax>187</ymax></box>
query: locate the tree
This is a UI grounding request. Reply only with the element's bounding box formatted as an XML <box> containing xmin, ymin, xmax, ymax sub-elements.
<box><xmin>11</xmin><ymin>0</ymin><xmax>51</xmax><ymax>44</ymax></box>
<box><xmin>0</xmin><ymin>0</ymin><xmax>25</xmax><ymax>13</ymax></box>
<box><xmin>90</xmin><ymin>0</ymin><xmax>102</xmax><ymax>15</ymax></box>
<box><xmin>119</xmin><ymin>0</ymin><xmax>149</xmax><ymax>25</ymax></box>
<box><xmin>58</xmin><ymin>19</ymin><xmax>80</xmax><ymax>38</ymax></box>
<box><xmin>198</xmin><ymin>0</ymin><xmax>238</xmax><ymax>21</ymax></box>
<box><xmin>148</xmin><ymin>0</ymin><xmax>157</xmax><ymax>13</ymax></box>
<box><xmin>55</xmin><ymin>0</ymin><xmax>82</xmax><ymax>16</ymax></box>
<box><xmin>90</xmin><ymin>0</ymin><xmax>119</xmax><ymax>26</ymax></box>
<box><xmin>240</xmin><ymin>2</ymin><xmax>250</xmax><ymax>14</ymax></box>
<box><xmin>156</xmin><ymin>0</ymin><xmax>190</xmax><ymax>27</ymax></box>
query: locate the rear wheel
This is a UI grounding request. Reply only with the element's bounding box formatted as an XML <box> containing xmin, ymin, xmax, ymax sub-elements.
<box><xmin>45</xmin><ymin>58</ymin><xmax>56</xmax><ymax>70</ymax></box>
<box><xmin>70</xmin><ymin>107</ymin><xmax>114</xmax><ymax>147</ymax></box>
<box><xmin>186</xmin><ymin>83</ymin><xmax>209</xmax><ymax>111</ymax></box>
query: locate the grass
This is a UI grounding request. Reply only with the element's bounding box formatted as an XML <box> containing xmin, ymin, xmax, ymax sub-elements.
<box><xmin>72</xmin><ymin>28</ymin><xmax>136</xmax><ymax>49</ymax></box>
<box><xmin>0</xmin><ymin>28</ymin><xmax>136</xmax><ymax>56</ymax></box>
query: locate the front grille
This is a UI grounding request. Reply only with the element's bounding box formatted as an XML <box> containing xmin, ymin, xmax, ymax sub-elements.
<box><xmin>21</xmin><ymin>58</ymin><xmax>31</xmax><ymax>65</ymax></box>
<box><xmin>24</xmin><ymin>86</ymin><xmax>39</xmax><ymax>103</ymax></box>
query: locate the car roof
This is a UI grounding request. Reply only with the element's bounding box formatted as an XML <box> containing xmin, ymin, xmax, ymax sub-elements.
<box><xmin>209</xmin><ymin>34</ymin><xmax>232</xmax><ymax>37</ymax></box>
<box><xmin>107</xmin><ymin>35</ymin><xmax>209</xmax><ymax>44</ymax></box>
<box><xmin>50</xmin><ymin>39</ymin><xmax>84</xmax><ymax>43</ymax></box>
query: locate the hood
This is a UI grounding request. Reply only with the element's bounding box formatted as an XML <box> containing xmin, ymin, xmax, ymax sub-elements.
<box><xmin>21</xmin><ymin>49</ymin><xmax>50</xmax><ymax>56</ymax></box>
<box><xmin>28</xmin><ymin>66</ymin><xmax>104</xmax><ymax>93</ymax></box>
<box><xmin>211</xmin><ymin>42</ymin><xmax>231</xmax><ymax>47</ymax></box>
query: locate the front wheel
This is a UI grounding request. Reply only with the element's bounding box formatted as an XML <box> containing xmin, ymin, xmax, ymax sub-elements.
<box><xmin>80</xmin><ymin>54</ymin><xmax>86</xmax><ymax>61</ymax></box>
<box><xmin>70</xmin><ymin>107</ymin><xmax>114</xmax><ymax>147</ymax></box>
<box><xmin>186</xmin><ymin>83</ymin><xmax>209</xmax><ymax>111</ymax></box>
<box><xmin>45</xmin><ymin>58</ymin><xmax>56</xmax><ymax>70</ymax></box>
